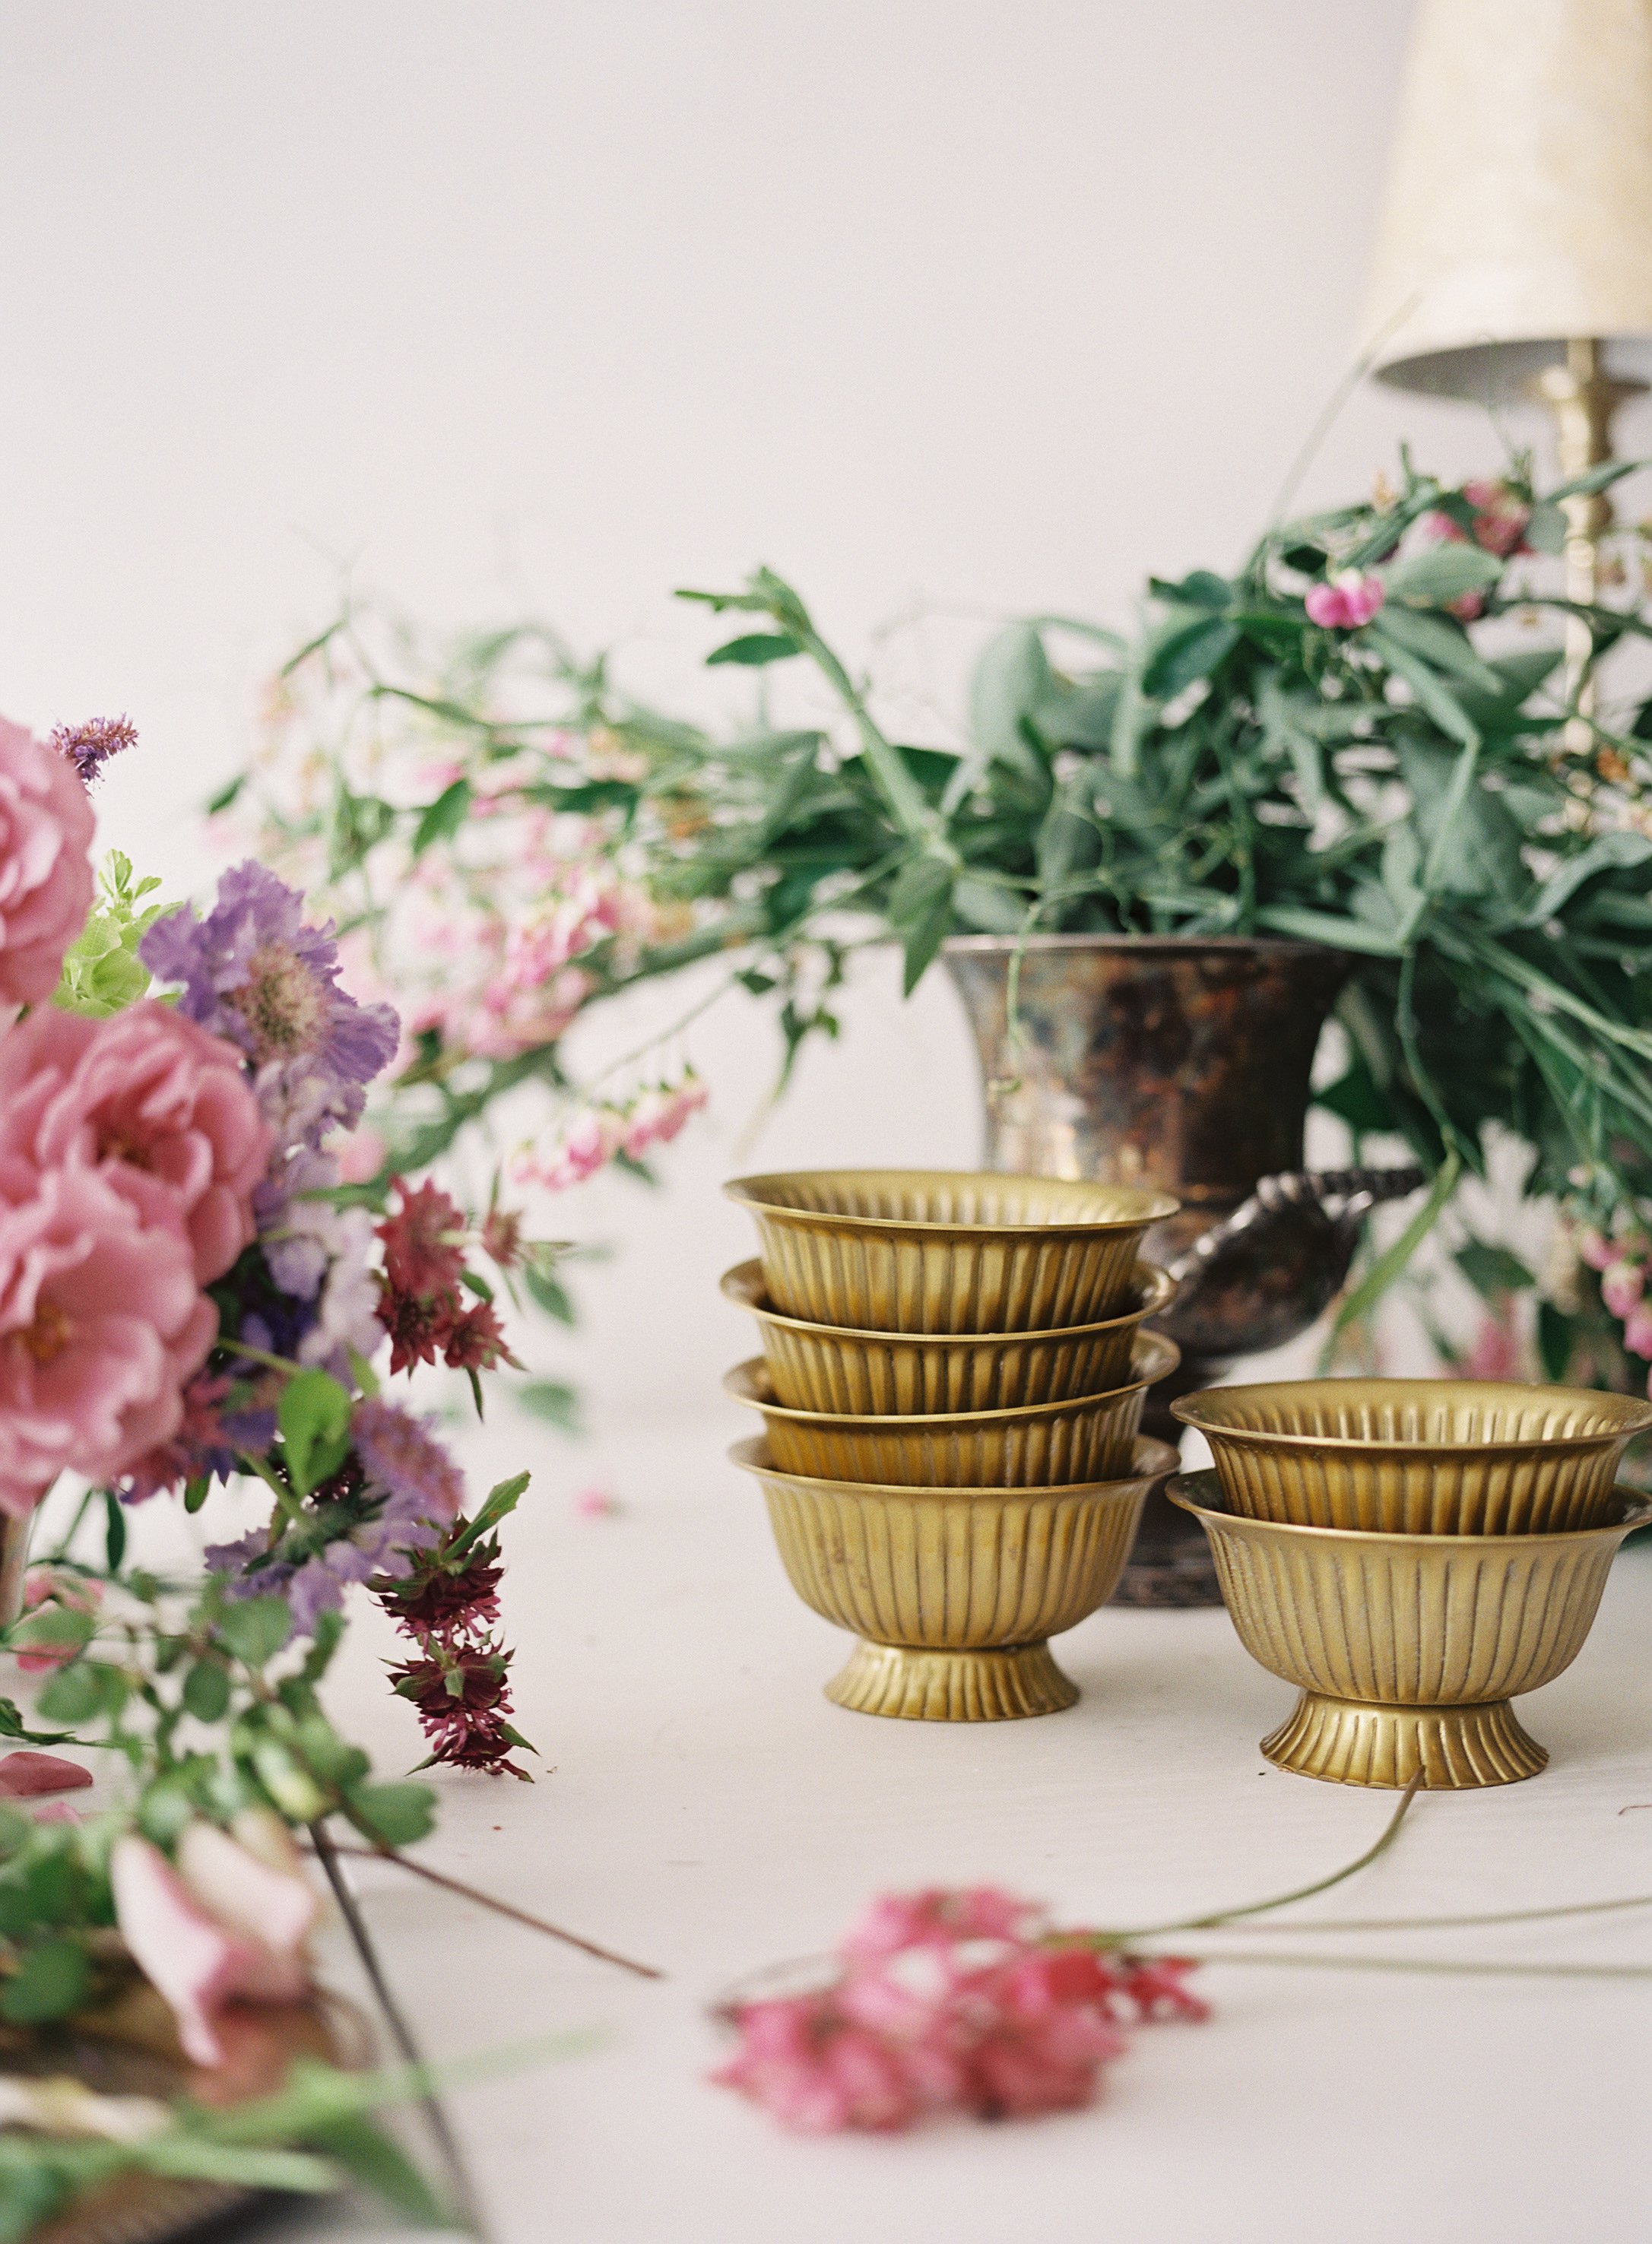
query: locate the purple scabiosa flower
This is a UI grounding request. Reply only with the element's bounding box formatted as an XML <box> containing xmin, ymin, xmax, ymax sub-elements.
<box><xmin>351</xmin><ymin>1398</ymin><xmax>465</xmax><ymax>1526</ymax></box>
<box><xmin>51</xmin><ymin>715</ymin><xmax>138</xmax><ymax>786</ymax></box>
<box><xmin>141</xmin><ymin>863</ymin><xmax>398</xmax><ymax>1143</ymax></box>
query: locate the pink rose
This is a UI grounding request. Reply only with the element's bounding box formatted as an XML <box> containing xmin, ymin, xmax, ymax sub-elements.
<box><xmin>0</xmin><ymin>716</ymin><xmax>95</xmax><ymax>1006</ymax></box>
<box><xmin>110</xmin><ymin>1816</ymin><xmax>320</xmax><ymax>2068</ymax></box>
<box><xmin>0</xmin><ymin>1161</ymin><xmax>214</xmax><ymax>1516</ymax></box>
<box><xmin>0</xmin><ymin>1001</ymin><xmax>271</xmax><ymax>1285</ymax></box>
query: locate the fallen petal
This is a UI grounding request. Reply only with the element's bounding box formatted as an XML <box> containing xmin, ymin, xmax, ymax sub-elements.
<box><xmin>0</xmin><ymin>1751</ymin><xmax>94</xmax><ymax>1797</ymax></box>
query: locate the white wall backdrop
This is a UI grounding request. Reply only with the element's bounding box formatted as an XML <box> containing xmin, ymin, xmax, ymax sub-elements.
<box><xmin>6</xmin><ymin>1</ymin><xmax>1639</xmax><ymax>1486</ymax></box>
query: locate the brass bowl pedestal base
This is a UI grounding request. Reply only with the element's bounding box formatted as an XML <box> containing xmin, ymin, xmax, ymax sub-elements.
<box><xmin>1262</xmin><ymin>1691</ymin><xmax>1548</xmax><ymax>1789</ymax></box>
<box><xmin>826</xmin><ymin>1640</ymin><xmax>1078</xmax><ymax>1721</ymax></box>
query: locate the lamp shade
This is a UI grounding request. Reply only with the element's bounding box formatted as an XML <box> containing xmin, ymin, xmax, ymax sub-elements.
<box><xmin>1362</xmin><ymin>0</ymin><xmax>1652</xmax><ymax>395</ymax></box>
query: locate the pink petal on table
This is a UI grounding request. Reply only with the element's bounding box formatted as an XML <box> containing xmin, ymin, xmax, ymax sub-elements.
<box><xmin>0</xmin><ymin>1751</ymin><xmax>94</xmax><ymax>1797</ymax></box>
<box><xmin>32</xmin><ymin>1801</ymin><xmax>82</xmax><ymax>1824</ymax></box>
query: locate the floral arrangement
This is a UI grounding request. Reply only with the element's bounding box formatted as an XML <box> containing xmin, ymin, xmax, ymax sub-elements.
<box><xmin>228</xmin><ymin>453</ymin><xmax>1652</xmax><ymax>1396</ymax></box>
<box><xmin>0</xmin><ymin>710</ymin><xmax>565</xmax><ymax>2229</ymax></box>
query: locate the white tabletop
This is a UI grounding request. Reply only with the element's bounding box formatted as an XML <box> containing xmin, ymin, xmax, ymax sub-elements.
<box><xmin>280</xmin><ymin>1412</ymin><xmax>1652</xmax><ymax>2244</ymax></box>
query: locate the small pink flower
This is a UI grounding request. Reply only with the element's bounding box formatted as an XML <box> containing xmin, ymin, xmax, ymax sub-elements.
<box><xmin>711</xmin><ymin>1994</ymin><xmax>932</xmax><ymax>2133</ymax></box>
<box><xmin>1622</xmin><ymin>1302</ymin><xmax>1652</xmax><ymax>1360</ymax></box>
<box><xmin>0</xmin><ymin>1001</ymin><xmax>271</xmax><ymax>1285</ymax></box>
<box><xmin>0</xmin><ymin>1162</ymin><xmax>214</xmax><ymax>1517</ymax></box>
<box><xmin>15</xmin><ymin>1567</ymin><xmax>101</xmax><ymax>1673</ymax></box>
<box><xmin>1462</xmin><ymin>1310</ymin><xmax>1524</xmax><ymax>1383</ymax></box>
<box><xmin>622</xmin><ymin>1072</ymin><xmax>708</xmax><ymax>1159</ymax></box>
<box><xmin>1305</xmin><ymin>572</ymin><xmax>1385</xmax><ymax>631</ymax></box>
<box><xmin>331</xmin><ymin>1124</ymin><xmax>387</xmax><ymax>1185</ymax></box>
<box><xmin>1602</xmin><ymin>1260</ymin><xmax>1646</xmax><ymax>1320</ymax></box>
<box><xmin>511</xmin><ymin>1106</ymin><xmax>626</xmax><ymax>1193</ymax></box>
<box><xmin>573</xmin><ymin>1486</ymin><xmax>620</xmax><ymax>1520</ymax></box>
<box><xmin>110</xmin><ymin>1818</ymin><xmax>320</xmax><ymax>2069</ymax></box>
<box><xmin>1578</xmin><ymin>1229</ymin><xmax>1621</xmax><ymax>1273</ymax></box>
<box><xmin>0</xmin><ymin>1751</ymin><xmax>93</xmax><ymax>1797</ymax></box>
<box><xmin>843</xmin><ymin>1886</ymin><xmax>1036</xmax><ymax>1964</ymax></box>
<box><xmin>0</xmin><ymin>715</ymin><xmax>97</xmax><ymax>1006</ymax></box>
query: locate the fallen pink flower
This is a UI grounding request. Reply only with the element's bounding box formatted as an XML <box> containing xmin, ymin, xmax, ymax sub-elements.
<box><xmin>0</xmin><ymin>1751</ymin><xmax>94</xmax><ymax>1797</ymax></box>
<box><xmin>110</xmin><ymin>1821</ymin><xmax>320</xmax><ymax>2069</ymax></box>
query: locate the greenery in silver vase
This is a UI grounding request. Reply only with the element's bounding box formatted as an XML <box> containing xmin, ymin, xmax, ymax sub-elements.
<box><xmin>232</xmin><ymin>453</ymin><xmax>1652</xmax><ymax>1392</ymax></box>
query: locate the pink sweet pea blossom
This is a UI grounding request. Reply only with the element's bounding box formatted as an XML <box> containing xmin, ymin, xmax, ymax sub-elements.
<box><xmin>1601</xmin><ymin>1259</ymin><xmax>1645</xmax><ymax>1320</ymax></box>
<box><xmin>14</xmin><ymin>1567</ymin><xmax>101</xmax><ymax>1673</ymax></box>
<box><xmin>0</xmin><ymin>715</ymin><xmax>96</xmax><ymax>1006</ymax></box>
<box><xmin>1622</xmin><ymin>1302</ymin><xmax>1652</xmax><ymax>1360</ymax></box>
<box><xmin>1305</xmin><ymin>572</ymin><xmax>1386</xmax><ymax>631</ymax></box>
<box><xmin>1577</xmin><ymin>1228</ymin><xmax>1620</xmax><ymax>1273</ymax></box>
<box><xmin>0</xmin><ymin>1001</ymin><xmax>271</xmax><ymax>1285</ymax></box>
<box><xmin>0</xmin><ymin>1162</ymin><xmax>214</xmax><ymax>1517</ymax></box>
<box><xmin>1424</xmin><ymin>479</ymin><xmax>1531</xmax><ymax>561</ymax></box>
<box><xmin>110</xmin><ymin>1817</ymin><xmax>320</xmax><ymax>2069</ymax></box>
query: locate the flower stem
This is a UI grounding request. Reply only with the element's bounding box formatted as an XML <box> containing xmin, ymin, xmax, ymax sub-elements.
<box><xmin>1199</xmin><ymin>1891</ymin><xmax>1652</xmax><ymax>1936</ymax></box>
<box><xmin>1164</xmin><ymin>1948</ymin><xmax>1652</xmax><ymax>1983</ymax></box>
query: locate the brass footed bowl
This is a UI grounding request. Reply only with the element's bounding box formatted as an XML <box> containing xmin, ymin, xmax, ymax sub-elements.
<box><xmin>725</xmin><ymin>1330</ymin><xmax>1178</xmax><ymax>1488</ymax></box>
<box><xmin>1169</xmin><ymin>1468</ymin><xmax>1652</xmax><ymax>1788</ymax></box>
<box><xmin>1172</xmin><ymin>1376</ymin><xmax>1652</xmax><ymax>1534</ymax></box>
<box><xmin>734</xmin><ymin>1434</ymin><xmax>1180</xmax><ymax>1719</ymax></box>
<box><xmin>724</xmin><ymin>1168</ymin><xmax>1178</xmax><ymax>1333</ymax></box>
<box><xmin>721</xmin><ymin>1258</ymin><xmax>1177</xmax><ymax>1414</ymax></box>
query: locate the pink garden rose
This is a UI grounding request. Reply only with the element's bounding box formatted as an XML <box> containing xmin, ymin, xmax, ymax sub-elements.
<box><xmin>0</xmin><ymin>1000</ymin><xmax>271</xmax><ymax>1285</ymax></box>
<box><xmin>0</xmin><ymin>1160</ymin><xmax>214</xmax><ymax>1515</ymax></box>
<box><xmin>0</xmin><ymin>715</ymin><xmax>95</xmax><ymax>1006</ymax></box>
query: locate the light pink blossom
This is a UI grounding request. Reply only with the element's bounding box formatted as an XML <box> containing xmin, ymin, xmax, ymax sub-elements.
<box><xmin>0</xmin><ymin>715</ymin><xmax>97</xmax><ymax>1005</ymax></box>
<box><xmin>1577</xmin><ymin>1228</ymin><xmax>1619</xmax><ymax>1273</ymax></box>
<box><xmin>1622</xmin><ymin>1302</ymin><xmax>1652</xmax><ymax>1360</ymax></box>
<box><xmin>110</xmin><ymin>1818</ymin><xmax>320</xmax><ymax>2069</ymax></box>
<box><xmin>14</xmin><ymin>1567</ymin><xmax>101</xmax><ymax>1674</ymax></box>
<box><xmin>0</xmin><ymin>1162</ymin><xmax>214</xmax><ymax>1517</ymax></box>
<box><xmin>621</xmin><ymin>1073</ymin><xmax>709</xmax><ymax>1159</ymax></box>
<box><xmin>1601</xmin><ymin>1259</ymin><xmax>1645</xmax><ymax>1320</ymax></box>
<box><xmin>511</xmin><ymin>1106</ymin><xmax>626</xmax><ymax>1193</ymax></box>
<box><xmin>1424</xmin><ymin>479</ymin><xmax>1531</xmax><ymax>561</ymax></box>
<box><xmin>0</xmin><ymin>1001</ymin><xmax>271</xmax><ymax>1285</ymax></box>
<box><xmin>1305</xmin><ymin>572</ymin><xmax>1386</xmax><ymax>631</ymax></box>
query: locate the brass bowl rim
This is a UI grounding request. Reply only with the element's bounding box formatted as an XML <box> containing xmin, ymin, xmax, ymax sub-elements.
<box><xmin>1166</xmin><ymin>1466</ymin><xmax>1652</xmax><ymax>1548</ymax></box>
<box><xmin>723</xmin><ymin>1330</ymin><xmax>1180</xmax><ymax>1431</ymax></box>
<box><xmin>731</xmin><ymin>1431</ymin><xmax>1181</xmax><ymax>1501</ymax></box>
<box><xmin>1170</xmin><ymin>1375</ymin><xmax>1652</xmax><ymax>1454</ymax></box>
<box><xmin>718</xmin><ymin>1257</ymin><xmax>1178</xmax><ymax>1342</ymax></box>
<box><xmin>942</xmin><ymin>932</ymin><xmax>1347</xmax><ymax>959</ymax></box>
<box><xmin>723</xmin><ymin>1167</ymin><xmax>1180</xmax><ymax>1235</ymax></box>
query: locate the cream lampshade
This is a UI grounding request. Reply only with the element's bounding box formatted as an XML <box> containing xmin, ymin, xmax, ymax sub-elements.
<box><xmin>1362</xmin><ymin>0</ymin><xmax>1652</xmax><ymax>642</ymax></box>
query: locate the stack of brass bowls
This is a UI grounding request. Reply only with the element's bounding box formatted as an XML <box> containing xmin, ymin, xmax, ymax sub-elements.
<box><xmin>1169</xmin><ymin>1377</ymin><xmax>1652</xmax><ymax>1789</ymax></box>
<box><xmin>723</xmin><ymin>1169</ymin><xmax>1181</xmax><ymax>1720</ymax></box>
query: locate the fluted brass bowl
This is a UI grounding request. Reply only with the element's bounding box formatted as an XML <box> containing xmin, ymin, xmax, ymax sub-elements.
<box><xmin>723</xmin><ymin>1168</ymin><xmax>1178</xmax><ymax>1333</ymax></box>
<box><xmin>1169</xmin><ymin>1468</ymin><xmax>1652</xmax><ymax>1788</ymax></box>
<box><xmin>721</xmin><ymin>1258</ymin><xmax>1177</xmax><ymax>1414</ymax></box>
<box><xmin>734</xmin><ymin>1434</ymin><xmax>1180</xmax><ymax>1719</ymax></box>
<box><xmin>725</xmin><ymin>1330</ymin><xmax>1178</xmax><ymax>1487</ymax></box>
<box><xmin>1172</xmin><ymin>1376</ymin><xmax>1652</xmax><ymax>1535</ymax></box>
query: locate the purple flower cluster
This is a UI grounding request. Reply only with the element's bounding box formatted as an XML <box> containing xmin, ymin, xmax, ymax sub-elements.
<box><xmin>51</xmin><ymin>715</ymin><xmax>138</xmax><ymax>786</ymax></box>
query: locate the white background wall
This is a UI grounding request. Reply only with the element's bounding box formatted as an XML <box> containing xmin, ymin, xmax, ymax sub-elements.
<box><xmin>5</xmin><ymin>1</ymin><xmax>1635</xmax><ymax>1486</ymax></box>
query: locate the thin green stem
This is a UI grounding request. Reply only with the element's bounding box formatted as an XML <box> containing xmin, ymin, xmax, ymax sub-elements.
<box><xmin>1165</xmin><ymin>1949</ymin><xmax>1652</xmax><ymax>1982</ymax></box>
<box><xmin>1198</xmin><ymin>1891</ymin><xmax>1652</xmax><ymax>1936</ymax></box>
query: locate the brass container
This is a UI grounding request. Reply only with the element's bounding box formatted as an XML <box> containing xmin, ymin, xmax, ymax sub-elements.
<box><xmin>723</xmin><ymin>1168</ymin><xmax>1177</xmax><ymax>1334</ymax></box>
<box><xmin>1169</xmin><ymin>1468</ymin><xmax>1652</xmax><ymax>1788</ymax></box>
<box><xmin>725</xmin><ymin>1331</ymin><xmax>1178</xmax><ymax>1488</ymax></box>
<box><xmin>734</xmin><ymin>1434</ymin><xmax>1180</xmax><ymax>1719</ymax></box>
<box><xmin>721</xmin><ymin>1257</ymin><xmax>1177</xmax><ymax>1414</ymax></box>
<box><xmin>1173</xmin><ymin>1377</ymin><xmax>1652</xmax><ymax>1534</ymax></box>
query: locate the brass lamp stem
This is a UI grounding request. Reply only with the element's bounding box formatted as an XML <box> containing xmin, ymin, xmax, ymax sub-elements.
<box><xmin>1533</xmin><ymin>338</ymin><xmax>1642</xmax><ymax>743</ymax></box>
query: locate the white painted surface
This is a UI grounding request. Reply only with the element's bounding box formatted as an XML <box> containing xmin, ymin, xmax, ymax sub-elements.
<box><xmin>276</xmin><ymin>1412</ymin><xmax>1652</xmax><ymax>2244</ymax></box>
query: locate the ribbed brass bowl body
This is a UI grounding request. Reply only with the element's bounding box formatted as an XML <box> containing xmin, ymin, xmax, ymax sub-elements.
<box><xmin>724</xmin><ymin>1168</ymin><xmax>1178</xmax><ymax>1333</ymax></box>
<box><xmin>1170</xmin><ymin>1468</ymin><xmax>1652</xmax><ymax>1788</ymax></box>
<box><xmin>721</xmin><ymin>1258</ymin><xmax>1177</xmax><ymax>1414</ymax></box>
<box><xmin>1172</xmin><ymin>1376</ymin><xmax>1652</xmax><ymax>1534</ymax></box>
<box><xmin>734</xmin><ymin>1434</ymin><xmax>1180</xmax><ymax>1719</ymax></box>
<box><xmin>725</xmin><ymin>1331</ymin><xmax>1178</xmax><ymax>1487</ymax></box>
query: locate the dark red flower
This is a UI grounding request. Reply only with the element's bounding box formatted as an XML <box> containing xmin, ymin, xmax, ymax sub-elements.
<box><xmin>376</xmin><ymin>1525</ymin><xmax>503</xmax><ymax>1641</ymax></box>
<box><xmin>388</xmin><ymin>1642</ymin><xmax>532</xmax><ymax>1778</ymax></box>
<box><xmin>479</xmin><ymin>1203</ymin><xmax>524</xmax><ymax>1269</ymax></box>
<box><xmin>440</xmin><ymin>1297</ymin><xmax>511</xmax><ymax>1373</ymax></box>
<box><xmin>375</xmin><ymin>1279</ymin><xmax>449</xmax><ymax>1375</ymax></box>
<box><xmin>376</xmin><ymin>1178</ymin><xmax>467</xmax><ymax>1298</ymax></box>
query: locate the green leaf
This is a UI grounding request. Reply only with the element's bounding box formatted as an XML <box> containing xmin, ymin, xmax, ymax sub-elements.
<box><xmin>1525</xmin><ymin>501</ymin><xmax>1568</xmax><ymax>555</ymax></box>
<box><xmin>1381</xmin><ymin>544</ymin><xmax>1502</xmax><ymax>605</ymax></box>
<box><xmin>217</xmin><ymin>1596</ymin><xmax>293</xmax><ymax>1668</ymax></box>
<box><xmin>523</xmin><ymin>1262</ymin><xmax>576</xmax><ymax>1323</ymax></box>
<box><xmin>309</xmin><ymin>2114</ymin><xmax>449</xmax><ymax>2223</ymax></box>
<box><xmin>277</xmin><ymin>1368</ymin><xmax>354</xmax><ymax>1497</ymax></box>
<box><xmin>1524</xmin><ymin>830</ymin><xmax>1652</xmax><ymax>923</ymax></box>
<box><xmin>347</xmin><ymin>1780</ymin><xmax>436</xmax><ymax>1848</ymax></box>
<box><xmin>516</xmin><ymin>1380</ymin><xmax>582</xmax><ymax>1433</ymax></box>
<box><xmin>183</xmin><ymin>1475</ymin><xmax>211</xmax><ymax>1514</ymax></box>
<box><xmin>964</xmin><ymin>622</ymin><xmax>1053</xmax><ymax>793</ymax></box>
<box><xmin>412</xmin><ymin>778</ymin><xmax>472</xmax><ymax>857</ymax></box>
<box><xmin>34</xmin><ymin>1662</ymin><xmax>102</xmax><ymax>1726</ymax></box>
<box><xmin>451</xmin><ymin>1472</ymin><xmax>530</xmax><ymax>1558</ymax></box>
<box><xmin>1140</xmin><ymin>614</ymin><xmax>1240</xmax><ymax>700</ymax></box>
<box><xmin>1254</xmin><ymin>906</ymin><xmax>1400</xmax><ymax>957</ymax></box>
<box><xmin>1365</xmin><ymin>624</ymin><xmax>1481</xmax><ymax>748</ymax></box>
<box><xmin>1372</xmin><ymin>604</ymin><xmax>1505</xmax><ymax>694</ymax></box>
<box><xmin>1547</xmin><ymin>457</ymin><xmax>1647</xmax><ymax>502</ymax></box>
<box><xmin>7</xmin><ymin>1605</ymin><xmax>95</xmax><ymax>1657</ymax></box>
<box><xmin>182</xmin><ymin>1659</ymin><xmax>233</xmax><ymax>1723</ymax></box>
<box><xmin>103</xmin><ymin>1488</ymin><xmax>127</xmax><ymax>1574</ymax></box>
<box><xmin>1454</xmin><ymin>1240</ymin><xmax>1536</xmax><ymax>1300</ymax></box>
<box><xmin>1321</xmin><ymin>1153</ymin><xmax>1460</xmax><ymax>1364</ymax></box>
<box><xmin>706</xmin><ymin>632</ymin><xmax>802</xmax><ymax>667</ymax></box>
<box><xmin>2</xmin><ymin>1938</ymin><xmax>89</xmax><ymax>2024</ymax></box>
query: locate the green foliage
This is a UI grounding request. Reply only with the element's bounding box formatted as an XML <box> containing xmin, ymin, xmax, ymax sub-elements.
<box><xmin>277</xmin><ymin>1369</ymin><xmax>354</xmax><ymax>1495</ymax></box>
<box><xmin>516</xmin><ymin>1378</ymin><xmax>582</xmax><ymax>1432</ymax></box>
<box><xmin>52</xmin><ymin>851</ymin><xmax>167</xmax><ymax>1017</ymax></box>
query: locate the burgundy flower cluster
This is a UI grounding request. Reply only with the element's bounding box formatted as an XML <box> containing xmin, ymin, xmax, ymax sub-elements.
<box><xmin>713</xmin><ymin>1887</ymin><xmax>1205</xmax><ymax>2133</ymax></box>
<box><xmin>375</xmin><ymin>1178</ymin><xmax>512</xmax><ymax>1377</ymax></box>
<box><xmin>377</xmin><ymin>1508</ymin><xmax>534</xmax><ymax>1779</ymax></box>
